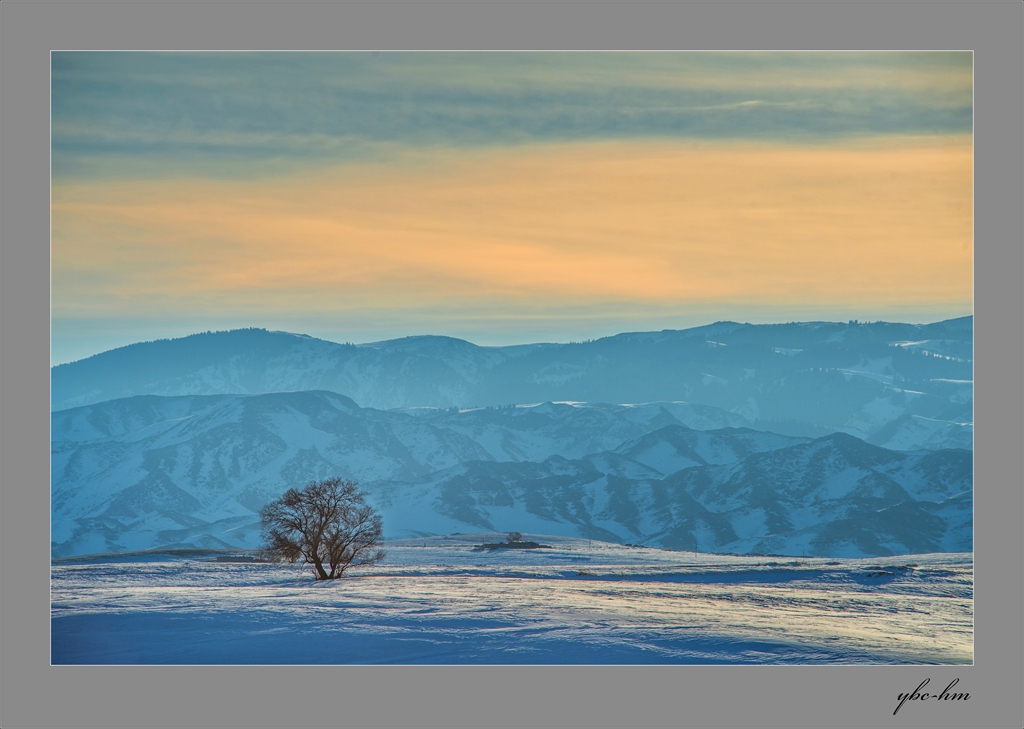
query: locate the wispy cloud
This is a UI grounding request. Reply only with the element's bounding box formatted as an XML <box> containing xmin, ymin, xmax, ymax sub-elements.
<box><xmin>50</xmin><ymin>53</ymin><xmax>973</xmax><ymax>361</ymax></box>
<box><xmin>52</xmin><ymin>137</ymin><xmax>972</xmax><ymax>322</ymax></box>
<box><xmin>52</xmin><ymin>52</ymin><xmax>972</xmax><ymax>180</ymax></box>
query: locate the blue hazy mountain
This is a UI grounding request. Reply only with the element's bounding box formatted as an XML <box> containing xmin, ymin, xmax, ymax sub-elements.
<box><xmin>52</xmin><ymin>391</ymin><xmax>970</xmax><ymax>559</ymax></box>
<box><xmin>51</xmin><ymin>393</ymin><xmax>748</xmax><ymax>556</ymax></box>
<box><xmin>51</xmin><ymin>318</ymin><xmax>972</xmax><ymax>451</ymax></box>
<box><xmin>379</xmin><ymin>433</ymin><xmax>970</xmax><ymax>557</ymax></box>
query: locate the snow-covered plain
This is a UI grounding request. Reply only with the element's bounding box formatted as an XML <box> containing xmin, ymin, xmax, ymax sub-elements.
<box><xmin>51</xmin><ymin>535</ymin><xmax>972</xmax><ymax>665</ymax></box>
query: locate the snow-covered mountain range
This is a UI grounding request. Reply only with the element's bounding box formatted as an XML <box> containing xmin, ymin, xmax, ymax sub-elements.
<box><xmin>51</xmin><ymin>389</ymin><xmax>971</xmax><ymax>559</ymax></box>
<box><xmin>52</xmin><ymin>318</ymin><xmax>973</xmax><ymax>451</ymax></box>
<box><xmin>378</xmin><ymin>431</ymin><xmax>970</xmax><ymax>557</ymax></box>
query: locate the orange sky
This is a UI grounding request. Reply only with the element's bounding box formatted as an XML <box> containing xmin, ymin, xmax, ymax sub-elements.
<box><xmin>52</xmin><ymin>137</ymin><xmax>973</xmax><ymax>322</ymax></box>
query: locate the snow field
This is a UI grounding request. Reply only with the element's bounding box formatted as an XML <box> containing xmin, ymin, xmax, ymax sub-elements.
<box><xmin>51</xmin><ymin>537</ymin><xmax>972</xmax><ymax>665</ymax></box>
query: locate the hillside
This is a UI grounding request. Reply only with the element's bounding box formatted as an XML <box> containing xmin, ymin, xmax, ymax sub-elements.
<box><xmin>50</xmin><ymin>318</ymin><xmax>974</xmax><ymax>451</ymax></box>
<box><xmin>52</xmin><ymin>392</ymin><xmax>970</xmax><ymax>558</ymax></box>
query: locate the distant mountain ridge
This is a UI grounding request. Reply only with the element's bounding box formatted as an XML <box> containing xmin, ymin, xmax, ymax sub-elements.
<box><xmin>52</xmin><ymin>390</ymin><xmax>971</xmax><ymax>559</ymax></box>
<box><xmin>52</xmin><ymin>318</ymin><xmax>973</xmax><ymax>451</ymax></box>
<box><xmin>50</xmin><ymin>318</ymin><xmax>973</xmax><ymax>559</ymax></box>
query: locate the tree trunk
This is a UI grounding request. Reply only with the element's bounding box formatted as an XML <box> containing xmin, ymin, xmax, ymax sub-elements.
<box><xmin>312</xmin><ymin>558</ymin><xmax>330</xmax><ymax>580</ymax></box>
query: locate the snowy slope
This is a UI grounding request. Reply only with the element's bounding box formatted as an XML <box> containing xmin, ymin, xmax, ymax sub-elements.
<box><xmin>377</xmin><ymin>433</ymin><xmax>971</xmax><ymax>558</ymax></box>
<box><xmin>51</xmin><ymin>394</ymin><xmax>747</xmax><ymax>556</ymax></box>
<box><xmin>52</xmin><ymin>392</ymin><xmax>971</xmax><ymax>559</ymax></box>
<box><xmin>51</xmin><ymin>544</ymin><xmax>973</xmax><ymax>665</ymax></box>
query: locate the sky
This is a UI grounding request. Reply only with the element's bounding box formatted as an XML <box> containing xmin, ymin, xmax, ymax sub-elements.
<box><xmin>51</xmin><ymin>52</ymin><xmax>973</xmax><ymax>364</ymax></box>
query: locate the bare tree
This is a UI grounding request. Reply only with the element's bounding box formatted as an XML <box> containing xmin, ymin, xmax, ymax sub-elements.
<box><xmin>507</xmin><ymin>531</ymin><xmax>523</xmax><ymax>543</ymax></box>
<box><xmin>259</xmin><ymin>477</ymin><xmax>385</xmax><ymax>580</ymax></box>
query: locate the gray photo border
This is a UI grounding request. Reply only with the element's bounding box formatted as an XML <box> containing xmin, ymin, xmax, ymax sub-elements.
<box><xmin>3</xmin><ymin>2</ymin><xmax>1021</xmax><ymax>728</ymax></box>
